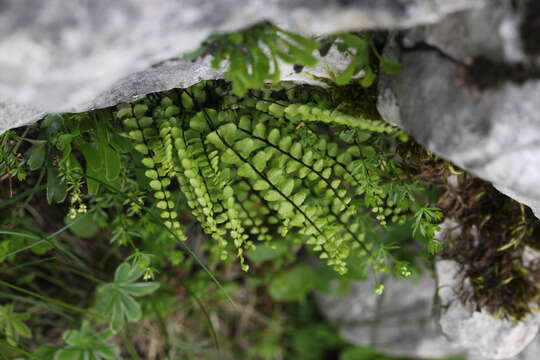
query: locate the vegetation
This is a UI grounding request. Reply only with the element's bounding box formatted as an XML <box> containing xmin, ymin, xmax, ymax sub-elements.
<box><xmin>0</xmin><ymin>21</ymin><xmax>485</xmax><ymax>360</ymax></box>
<box><xmin>399</xmin><ymin>143</ymin><xmax>540</xmax><ymax>321</ymax></box>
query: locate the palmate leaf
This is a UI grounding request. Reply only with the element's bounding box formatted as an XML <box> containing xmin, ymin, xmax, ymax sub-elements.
<box><xmin>0</xmin><ymin>304</ymin><xmax>31</xmax><ymax>346</ymax></box>
<box><xmin>54</xmin><ymin>322</ymin><xmax>119</xmax><ymax>360</ymax></box>
<box><xmin>94</xmin><ymin>262</ymin><xmax>159</xmax><ymax>333</ymax></box>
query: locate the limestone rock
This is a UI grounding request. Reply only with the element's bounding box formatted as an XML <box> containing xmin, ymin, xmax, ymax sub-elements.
<box><xmin>0</xmin><ymin>0</ymin><xmax>484</xmax><ymax>134</ymax></box>
<box><xmin>437</xmin><ymin>259</ymin><xmax>540</xmax><ymax>359</ymax></box>
<box><xmin>316</xmin><ymin>273</ymin><xmax>465</xmax><ymax>359</ymax></box>
<box><xmin>377</xmin><ymin>0</ymin><xmax>540</xmax><ymax>218</ymax></box>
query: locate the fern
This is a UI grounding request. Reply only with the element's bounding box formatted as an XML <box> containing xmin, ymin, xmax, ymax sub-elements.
<box><xmin>120</xmin><ymin>101</ymin><xmax>187</xmax><ymax>241</ymax></box>
<box><xmin>110</xmin><ymin>81</ymin><xmax>441</xmax><ymax>277</ymax></box>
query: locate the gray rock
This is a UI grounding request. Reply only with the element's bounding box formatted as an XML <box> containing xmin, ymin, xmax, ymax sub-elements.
<box><xmin>377</xmin><ymin>0</ymin><xmax>540</xmax><ymax>217</ymax></box>
<box><xmin>437</xmin><ymin>259</ymin><xmax>540</xmax><ymax>359</ymax></box>
<box><xmin>494</xmin><ymin>184</ymin><xmax>540</xmax><ymax>219</ymax></box>
<box><xmin>316</xmin><ymin>273</ymin><xmax>465</xmax><ymax>359</ymax></box>
<box><xmin>403</xmin><ymin>0</ymin><xmax>512</xmax><ymax>62</ymax></box>
<box><xmin>0</xmin><ymin>0</ymin><xmax>484</xmax><ymax>133</ymax></box>
<box><xmin>0</xmin><ymin>45</ymin><xmax>359</xmax><ymax>134</ymax></box>
<box><xmin>0</xmin><ymin>100</ymin><xmax>44</xmax><ymax>135</ymax></box>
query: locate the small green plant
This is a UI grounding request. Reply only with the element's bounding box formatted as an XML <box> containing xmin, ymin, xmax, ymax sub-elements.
<box><xmin>187</xmin><ymin>22</ymin><xmax>401</xmax><ymax>95</ymax></box>
<box><xmin>114</xmin><ymin>81</ymin><xmax>440</xmax><ymax>276</ymax></box>
<box><xmin>54</xmin><ymin>322</ymin><xmax>119</xmax><ymax>360</ymax></box>
<box><xmin>93</xmin><ymin>262</ymin><xmax>160</xmax><ymax>333</ymax></box>
<box><xmin>0</xmin><ymin>305</ymin><xmax>31</xmax><ymax>346</ymax></box>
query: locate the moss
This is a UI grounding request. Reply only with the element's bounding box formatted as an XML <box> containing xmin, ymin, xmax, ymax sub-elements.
<box><xmin>328</xmin><ymin>83</ymin><xmax>381</xmax><ymax>120</ymax></box>
<box><xmin>445</xmin><ymin>178</ymin><xmax>540</xmax><ymax>320</ymax></box>
<box><xmin>398</xmin><ymin>141</ymin><xmax>540</xmax><ymax>320</ymax></box>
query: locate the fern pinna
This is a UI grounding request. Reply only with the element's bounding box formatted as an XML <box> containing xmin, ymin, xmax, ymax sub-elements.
<box><xmin>118</xmin><ymin>81</ymin><xmax>440</xmax><ymax>278</ymax></box>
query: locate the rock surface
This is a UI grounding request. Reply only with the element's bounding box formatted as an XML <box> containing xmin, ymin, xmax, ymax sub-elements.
<box><xmin>377</xmin><ymin>0</ymin><xmax>540</xmax><ymax>219</ymax></box>
<box><xmin>437</xmin><ymin>259</ymin><xmax>540</xmax><ymax>359</ymax></box>
<box><xmin>316</xmin><ymin>273</ymin><xmax>465</xmax><ymax>359</ymax></box>
<box><xmin>3</xmin><ymin>1</ymin><xmax>540</xmax><ymax>359</ymax></box>
<box><xmin>0</xmin><ymin>0</ymin><xmax>484</xmax><ymax>133</ymax></box>
<box><xmin>317</xmin><ymin>220</ymin><xmax>540</xmax><ymax>360</ymax></box>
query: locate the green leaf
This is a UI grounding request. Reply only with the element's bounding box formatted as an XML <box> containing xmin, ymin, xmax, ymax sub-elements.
<box><xmin>41</xmin><ymin>114</ymin><xmax>64</xmax><ymax>136</ymax></box>
<box><xmin>0</xmin><ymin>305</ymin><xmax>31</xmax><ymax>346</ymax></box>
<box><xmin>54</xmin><ymin>348</ymin><xmax>82</xmax><ymax>360</ymax></box>
<box><xmin>94</xmin><ymin>263</ymin><xmax>159</xmax><ymax>333</ymax></box>
<box><xmin>206</xmin><ymin>131</ymin><xmax>225</xmax><ymax>149</ymax></box>
<box><xmin>77</xmin><ymin>141</ymin><xmax>101</xmax><ymax>170</ymax></box>
<box><xmin>253</xmin><ymin>179</ymin><xmax>270</xmax><ymax>191</ymax></box>
<box><xmin>27</xmin><ymin>144</ymin><xmax>46</xmax><ymax>171</ymax></box>
<box><xmin>87</xmin><ymin>166</ymin><xmax>101</xmax><ymax>196</ymax></box>
<box><xmin>360</xmin><ymin>67</ymin><xmax>376</xmax><ymax>88</ymax></box>
<box><xmin>338</xmin><ymin>34</ymin><xmax>367</xmax><ymax>50</ymax></box>
<box><xmin>263</xmin><ymin>190</ymin><xmax>284</xmax><ymax>202</ymax></box>
<box><xmin>278</xmin><ymin>201</ymin><xmax>294</xmax><ymax>217</ymax></box>
<box><xmin>55</xmin><ymin>323</ymin><xmax>120</xmax><ymax>360</ymax></box>
<box><xmin>252</xmin><ymin>150</ymin><xmax>269</xmax><ymax>172</ymax></box>
<box><xmin>66</xmin><ymin>214</ymin><xmax>99</xmax><ymax>239</ymax></box>
<box><xmin>190</xmin><ymin>112</ymin><xmax>209</xmax><ymax>132</ymax></box>
<box><xmin>279</xmin><ymin>178</ymin><xmax>295</xmax><ymax>196</ymax></box>
<box><xmin>235</xmin><ymin>137</ymin><xmax>257</xmax><ymax>158</ymax></box>
<box><xmin>335</xmin><ymin>59</ymin><xmax>358</xmax><ymax>85</ymax></box>
<box><xmin>110</xmin><ymin>300</ymin><xmax>125</xmax><ymax>333</ymax></box>
<box><xmin>290</xmin><ymin>143</ymin><xmax>302</xmax><ymax>158</ymax></box>
<box><xmin>221</xmin><ymin>148</ymin><xmax>242</xmax><ymax>165</ymax></box>
<box><xmin>119</xmin><ymin>292</ymin><xmax>142</xmax><ymax>321</ymax></box>
<box><xmin>267</xmin><ymin>128</ymin><xmax>280</xmax><ymax>144</ymax></box>
<box><xmin>120</xmin><ymin>282</ymin><xmax>160</xmax><ymax>297</ymax></box>
<box><xmin>114</xmin><ymin>262</ymin><xmax>143</xmax><ymax>283</ymax></box>
<box><xmin>46</xmin><ymin>167</ymin><xmax>67</xmax><ymax>204</ymax></box>
<box><xmin>237</xmin><ymin>163</ymin><xmax>257</xmax><ymax>179</ymax></box>
<box><xmin>217</xmin><ymin>123</ymin><xmax>238</xmax><ymax>144</ymax></box>
<box><xmin>109</xmin><ymin>133</ymin><xmax>132</xmax><ymax>153</ymax></box>
<box><xmin>101</xmin><ymin>145</ymin><xmax>121</xmax><ymax>181</ymax></box>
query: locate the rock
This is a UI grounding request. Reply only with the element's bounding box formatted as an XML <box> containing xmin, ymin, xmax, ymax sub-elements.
<box><xmin>512</xmin><ymin>335</ymin><xmax>540</xmax><ymax>360</ymax></box>
<box><xmin>316</xmin><ymin>220</ymin><xmax>540</xmax><ymax>359</ymax></box>
<box><xmin>436</xmin><ymin>259</ymin><xmax>540</xmax><ymax>359</ymax></box>
<box><xmin>316</xmin><ymin>273</ymin><xmax>465</xmax><ymax>359</ymax></box>
<box><xmin>0</xmin><ymin>0</ymin><xmax>485</xmax><ymax>134</ymax></box>
<box><xmin>0</xmin><ymin>100</ymin><xmax>44</xmax><ymax>135</ymax></box>
<box><xmin>0</xmin><ymin>46</ymin><xmax>360</xmax><ymax>134</ymax></box>
<box><xmin>377</xmin><ymin>0</ymin><xmax>540</xmax><ymax>218</ymax></box>
<box><xmin>494</xmin><ymin>184</ymin><xmax>540</xmax><ymax>219</ymax></box>
<box><xmin>402</xmin><ymin>0</ymin><xmax>513</xmax><ymax>62</ymax></box>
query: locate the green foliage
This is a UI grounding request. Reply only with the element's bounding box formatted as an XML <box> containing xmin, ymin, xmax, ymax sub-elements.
<box><xmin>54</xmin><ymin>323</ymin><xmax>119</xmax><ymax>360</ymax></box>
<box><xmin>187</xmin><ymin>22</ymin><xmax>319</xmax><ymax>95</ymax></box>
<box><xmin>0</xmin><ymin>305</ymin><xmax>31</xmax><ymax>346</ymax></box>
<box><xmin>412</xmin><ymin>206</ymin><xmax>444</xmax><ymax>253</ymax></box>
<box><xmin>0</xmin><ymin>29</ymin><xmax>441</xmax><ymax>356</ymax></box>
<box><xmin>94</xmin><ymin>262</ymin><xmax>159</xmax><ymax>333</ymax></box>
<box><xmin>187</xmin><ymin>22</ymin><xmax>400</xmax><ymax>95</ymax></box>
<box><xmin>111</xmin><ymin>81</ymin><xmax>441</xmax><ymax>278</ymax></box>
<box><xmin>0</xmin><ymin>130</ymin><xmax>28</xmax><ymax>182</ymax></box>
